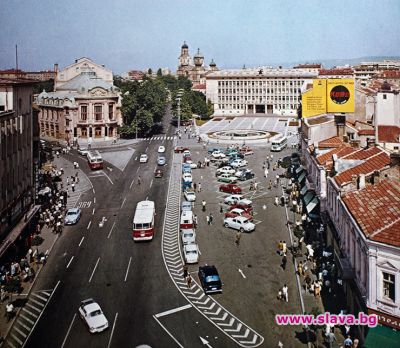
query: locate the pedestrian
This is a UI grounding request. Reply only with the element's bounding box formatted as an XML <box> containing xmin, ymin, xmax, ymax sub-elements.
<box><xmin>198</xmin><ymin>183</ymin><xmax>202</xmax><ymax>192</ymax></box>
<box><xmin>343</xmin><ymin>335</ymin><xmax>353</xmax><ymax>348</ymax></box>
<box><xmin>274</xmin><ymin>196</ymin><xmax>279</xmax><ymax>206</ymax></box>
<box><xmin>71</xmin><ymin>183</ymin><xmax>75</xmax><ymax>192</ymax></box>
<box><xmin>183</xmin><ymin>265</ymin><xmax>188</xmax><ymax>279</ymax></box>
<box><xmin>297</xmin><ymin>261</ymin><xmax>304</xmax><ymax>276</ymax></box>
<box><xmin>268</xmin><ymin>180</ymin><xmax>272</xmax><ymax>190</ymax></box>
<box><xmin>219</xmin><ymin>203</ymin><xmax>223</xmax><ymax>214</ymax></box>
<box><xmin>254</xmin><ymin>182</ymin><xmax>258</xmax><ymax>190</ymax></box>
<box><xmin>206</xmin><ymin>215</ymin><xmax>210</xmax><ymax>225</ymax></box>
<box><xmin>202</xmin><ymin>200</ymin><xmax>206</xmax><ymax>212</ymax></box>
<box><xmin>235</xmin><ymin>231</ymin><xmax>241</xmax><ymax>246</ymax></box>
<box><xmin>314</xmin><ymin>281</ymin><xmax>321</xmax><ymax>297</ymax></box>
<box><xmin>138</xmin><ymin>175</ymin><xmax>141</xmax><ymax>185</ymax></box>
<box><xmin>186</xmin><ymin>274</ymin><xmax>192</xmax><ymax>288</ymax></box>
<box><xmin>278</xmin><ymin>240</ymin><xmax>283</xmax><ymax>255</ymax></box>
<box><xmin>6</xmin><ymin>302</ymin><xmax>14</xmax><ymax>322</ymax></box>
<box><xmin>282</xmin><ymin>241</ymin><xmax>287</xmax><ymax>255</ymax></box>
<box><xmin>264</xmin><ymin>168</ymin><xmax>269</xmax><ymax>178</ymax></box>
<box><xmin>66</xmin><ymin>177</ymin><xmax>70</xmax><ymax>186</ymax></box>
<box><xmin>193</xmin><ymin>183</ymin><xmax>197</xmax><ymax>191</ymax></box>
<box><xmin>276</xmin><ymin>174</ymin><xmax>280</xmax><ymax>185</ymax></box>
<box><xmin>281</xmin><ymin>253</ymin><xmax>287</xmax><ymax>270</ymax></box>
<box><xmin>280</xmin><ymin>195</ymin><xmax>285</xmax><ymax>206</ymax></box>
<box><xmin>326</xmin><ymin>331</ymin><xmax>336</xmax><ymax>348</ymax></box>
<box><xmin>209</xmin><ymin>213</ymin><xmax>213</xmax><ymax>225</ymax></box>
<box><xmin>304</xmin><ymin>273</ymin><xmax>312</xmax><ymax>291</ymax></box>
<box><xmin>193</xmin><ymin>214</ymin><xmax>198</xmax><ymax>228</ymax></box>
<box><xmin>282</xmin><ymin>284</ymin><xmax>288</xmax><ymax>302</ymax></box>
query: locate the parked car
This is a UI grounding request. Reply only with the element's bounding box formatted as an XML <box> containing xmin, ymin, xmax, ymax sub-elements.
<box><xmin>207</xmin><ymin>147</ymin><xmax>223</xmax><ymax>154</ymax></box>
<box><xmin>184</xmin><ymin>189</ymin><xmax>196</xmax><ymax>202</ymax></box>
<box><xmin>174</xmin><ymin>146</ymin><xmax>189</xmax><ymax>153</ymax></box>
<box><xmin>234</xmin><ymin>168</ymin><xmax>250</xmax><ymax>177</ymax></box>
<box><xmin>229</xmin><ymin>199</ymin><xmax>253</xmax><ymax>212</ymax></box>
<box><xmin>64</xmin><ymin>208</ymin><xmax>81</xmax><ymax>225</ymax></box>
<box><xmin>78</xmin><ymin>299</ymin><xmax>109</xmax><ymax>333</ymax></box>
<box><xmin>230</xmin><ymin>159</ymin><xmax>248</xmax><ymax>168</ymax></box>
<box><xmin>185</xmin><ymin>160</ymin><xmax>198</xmax><ymax>169</ymax></box>
<box><xmin>224</xmin><ymin>216</ymin><xmax>255</xmax><ymax>232</ymax></box>
<box><xmin>157</xmin><ymin>156</ymin><xmax>166</xmax><ymax>166</ymax></box>
<box><xmin>182</xmin><ymin>163</ymin><xmax>192</xmax><ymax>173</ymax></box>
<box><xmin>236</xmin><ymin>169</ymin><xmax>255</xmax><ymax>181</ymax></box>
<box><xmin>224</xmin><ymin>194</ymin><xmax>244</xmax><ymax>205</ymax></box>
<box><xmin>139</xmin><ymin>154</ymin><xmax>148</xmax><ymax>163</ymax></box>
<box><xmin>216</xmin><ymin>166</ymin><xmax>235</xmax><ymax>176</ymax></box>
<box><xmin>181</xmin><ymin>228</ymin><xmax>196</xmax><ymax>245</ymax></box>
<box><xmin>217</xmin><ymin>173</ymin><xmax>237</xmax><ymax>183</ymax></box>
<box><xmin>182</xmin><ymin>173</ymin><xmax>193</xmax><ymax>183</ymax></box>
<box><xmin>228</xmin><ymin>204</ymin><xmax>253</xmax><ymax>215</ymax></box>
<box><xmin>219</xmin><ymin>184</ymin><xmax>242</xmax><ymax>194</ymax></box>
<box><xmin>183</xmin><ymin>150</ymin><xmax>191</xmax><ymax>157</ymax></box>
<box><xmin>154</xmin><ymin>169</ymin><xmax>163</xmax><ymax>178</ymax></box>
<box><xmin>229</xmin><ymin>153</ymin><xmax>245</xmax><ymax>159</ymax></box>
<box><xmin>183</xmin><ymin>243</ymin><xmax>199</xmax><ymax>264</ymax></box>
<box><xmin>158</xmin><ymin>145</ymin><xmax>166</xmax><ymax>153</ymax></box>
<box><xmin>225</xmin><ymin>208</ymin><xmax>253</xmax><ymax>221</ymax></box>
<box><xmin>183</xmin><ymin>156</ymin><xmax>192</xmax><ymax>163</ymax></box>
<box><xmin>181</xmin><ymin>201</ymin><xmax>192</xmax><ymax>212</ymax></box>
<box><xmin>211</xmin><ymin>150</ymin><xmax>226</xmax><ymax>159</ymax></box>
<box><xmin>240</xmin><ymin>147</ymin><xmax>254</xmax><ymax>155</ymax></box>
<box><xmin>78</xmin><ymin>148</ymin><xmax>90</xmax><ymax>156</ymax></box>
<box><xmin>198</xmin><ymin>265</ymin><xmax>222</xmax><ymax>294</ymax></box>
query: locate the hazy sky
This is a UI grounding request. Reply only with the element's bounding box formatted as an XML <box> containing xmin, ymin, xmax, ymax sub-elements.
<box><xmin>1</xmin><ymin>0</ymin><xmax>399</xmax><ymax>74</ymax></box>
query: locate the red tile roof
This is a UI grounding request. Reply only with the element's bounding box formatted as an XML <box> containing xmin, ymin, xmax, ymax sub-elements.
<box><xmin>377</xmin><ymin>125</ymin><xmax>400</xmax><ymax>143</ymax></box>
<box><xmin>319</xmin><ymin>68</ymin><xmax>354</xmax><ymax>76</ymax></box>
<box><xmin>334</xmin><ymin>151</ymin><xmax>391</xmax><ymax>186</ymax></box>
<box><xmin>192</xmin><ymin>84</ymin><xmax>206</xmax><ymax>90</ymax></box>
<box><xmin>318</xmin><ymin>136</ymin><xmax>344</xmax><ymax>149</ymax></box>
<box><xmin>342</xmin><ymin>146</ymin><xmax>381</xmax><ymax>160</ymax></box>
<box><xmin>342</xmin><ymin>180</ymin><xmax>400</xmax><ymax>247</ymax></box>
<box><xmin>358</xmin><ymin>129</ymin><xmax>375</xmax><ymax>136</ymax></box>
<box><xmin>316</xmin><ymin>146</ymin><xmax>355</xmax><ymax>166</ymax></box>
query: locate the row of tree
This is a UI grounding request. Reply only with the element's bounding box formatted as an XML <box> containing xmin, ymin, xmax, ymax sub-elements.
<box><xmin>115</xmin><ymin>73</ymin><xmax>212</xmax><ymax>138</ymax></box>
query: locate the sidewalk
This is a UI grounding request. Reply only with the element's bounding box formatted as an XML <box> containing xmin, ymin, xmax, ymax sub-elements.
<box><xmin>0</xmin><ymin>155</ymin><xmax>90</xmax><ymax>345</ymax></box>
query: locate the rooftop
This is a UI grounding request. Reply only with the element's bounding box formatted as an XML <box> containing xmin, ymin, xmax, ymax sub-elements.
<box><xmin>342</xmin><ymin>180</ymin><xmax>400</xmax><ymax>247</ymax></box>
<box><xmin>318</xmin><ymin>136</ymin><xmax>344</xmax><ymax>148</ymax></box>
<box><xmin>377</xmin><ymin>125</ymin><xmax>400</xmax><ymax>143</ymax></box>
<box><xmin>0</xmin><ymin>77</ymin><xmax>37</xmax><ymax>85</ymax></box>
<box><xmin>316</xmin><ymin>145</ymin><xmax>355</xmax><ymax>167</ymax></box>
<box><xmin>319</xmin><ymin>68</ymin><xmax>354</xmax><ymax>76</ymax></box>
<box><xmin>206</xmin><ymin>67</ymin><xmax>317</xmax><ymax>79</ymax></box>
<box><xmin>305</xmin><ymin>115</ymin><xmax>334</xmax><ymax>126</ymax></box>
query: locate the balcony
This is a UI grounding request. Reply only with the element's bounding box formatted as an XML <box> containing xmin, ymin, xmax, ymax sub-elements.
<box><xmin>77</xmin><ymin>119</ymin><xmax>88</xmax><ymax>125</ymax></box>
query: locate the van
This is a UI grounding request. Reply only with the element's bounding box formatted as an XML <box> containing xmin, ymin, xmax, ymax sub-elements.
<box><xmin>271</xmin><ymin>136</ymin><xmax>288</xmax><ymax>152</ymax></box>
<box><xmin>180</xmin><ymin>210</ymin><xmax>194</xmax><ymax>229</ymax></box>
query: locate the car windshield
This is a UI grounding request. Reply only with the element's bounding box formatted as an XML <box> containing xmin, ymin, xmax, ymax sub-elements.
<box><xmin>67</xmin><ymin>211</ymin><xmax>76</xmax><ymax>216</ymax></box>
<box><xmin>184</xmin><ymin>233</ymin><xmax>193</xmax><ymax>238</ymax></box>
<box><xmin>205</xmin><ymin>275</ymin><xmax>220</xmax><ymax>283</ymax></box>
<box><xmin>90</xmin><ymin>310</ymin><xmax>102</xmax><ymax>317</ymax></box>
<box><xmin>187</xmin><ymin>250</ymin><xmax>197</xmax><ymax>255</ymax></box>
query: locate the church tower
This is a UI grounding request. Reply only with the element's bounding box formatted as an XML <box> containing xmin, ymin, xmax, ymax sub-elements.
<box><xmin>178</xmin><ymin>41</ymin><xmax>191</xmax><ymax>67</ymax></box>
<box><xmin>193</xmin><ymin>48</ymin><xmax>204</xmax><ymax>67</ymax></box>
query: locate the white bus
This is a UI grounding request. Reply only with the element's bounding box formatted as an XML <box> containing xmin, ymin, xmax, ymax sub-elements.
<box><xmin>132</xmin><ymin>200</ymin><xmax>155</xmax><ymax>241</ymax></box>
<box><xmin>271</xmin><ymin>136</ymin><xmax>288</xmax><ymax>152</ymax></box>
<box><xmin>87</xmin><ymin>150</ymin><xmax>103</xmax><ymax>170</ymax></box>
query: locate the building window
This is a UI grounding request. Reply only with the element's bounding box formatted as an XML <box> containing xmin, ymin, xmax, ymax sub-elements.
<box><xmin>383</xmin><ymin>94</ymin><xmax>387</xmax><ymax>100</ymax></box>
<box><xmin>108</xmin><ymin>103</ymin><xmax>114</xmax><ymax>120</ymax></box>
<box><xmin>95</xmin><ymin>127</ymin><xmax>102</xmax><ymax>137</ymax></box>
<box><xmin>80</xmin><ymin>105</ymin><xmax>87</xmax><ymax>121</ymax></box>
<box><xmin>383</xmin><ymin>272</ymin><xmax>395</xmax><ymax>301</ymax></box>
<box><xmin>94</xmin><ymin>105</ymin><xmax>102</xmax><ymax>121</ymax></box>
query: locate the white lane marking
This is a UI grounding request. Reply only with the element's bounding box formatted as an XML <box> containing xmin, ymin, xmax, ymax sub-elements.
<box><xmin>135</xmin><ymin>157</ymin><xmax>137</xmax><ymax>161</ymax></box>
<box><xmin>150</xmin><ymin>179</ymin><xmax>153</xmax><ymax>188</ymax></box>
<box><xmin>94</xmin><ymin>197</ymin><xmax>96</xmax><ymax>204</ymax></box>
<box><xmin>78</xmin><ymin>236</ymin><xmax>85</xmax><ymax>247</ymax></box>
<box><xmin>66</xmin><ymin>256</ymin><xmax>74</xmax><ymax>269</ymax></box>
<box><xmin>145</xmin><ymin>146</ymin><xmax>148</xmax><ymax>152</ymax></box>
<box><xmin>154</xmin><ymin>165</ymin><xmax>157</xmax><ymax>172</ymax></box>
<box><xmin>198</xmin><ymin>247</ymin><xmax>202</xmax><ymax>256</ymax></box>
<box><xmin>153</xmin><ymin>315</ymin><xmax>184</xmax><ymax>348</ymax></box>
<box><xmin>121</xmin><ymin>197</ymin><xmax>126</xmax><ymax>208</ymax></box>
<box><xmin>60</xmin><ymin>314</ymin><xmax>76</xmax><ymax>348</ymax></box>
<box><xmin>107</xmin><ymin>312</ymin><xmax>118</xmax><ymax>348</ymax></box>
<box><xmin>146</xmin><ymin>196</ymin><xmax>148</xmax><ymax>200</ymax></box>
<box><xmin>130</xmin><ymin>178</ymin><xmax>135</xmax><ymax>189</ymax></box>
<box><xmin>89</xmin><ymin>257</ymin><xmax>100</xmax><ymax>283</ymax></box>
<box><xmin>93</xmin><ymin>189</ymin><xmax>95</xmax><ymax>194</ymax></box>
<box><xmin>87</xmin><ymin>221</ymin><xmax>91</xmax><ymax>230</ymax></box>
<box><xmin>238</xmin><ymin>269</ymin><xmax>246</xmax><ymax>279</ymax></box>
<box><xmin>136</xmin><ymin>167</ymin><xmax>140</xmax><ymax>173</ymax></box>
<box><xmin>92</xmin><ymin>208</ymin><xmax>95</xmax><ymax>215</ymax></box>
<box><xmin>102</xmin><ymin>171</ymin><xmax>114</xmax><ymax>185</ymax></box>
<box><xmin>124</xmin><ymin>257</ymin><xmax>132</xmax><ymax>282</ymax></box>
<box><xmin>107</xmin><ymin>222</ymin><xmax>116</xmax><ymax>239</ymax></box>
<box><xmin>155</xmin><ymin>304</ymin><xmax>192</xmax><ymax>318</ymax></box>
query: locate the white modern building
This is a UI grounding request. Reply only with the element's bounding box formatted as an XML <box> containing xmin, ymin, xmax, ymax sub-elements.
<box><xmin>206</xmin><ymin>67</ymin><xmax>317</xmax><ymax>116</ymax></box>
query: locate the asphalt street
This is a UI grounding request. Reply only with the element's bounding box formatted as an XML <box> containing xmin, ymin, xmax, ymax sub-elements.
<box><xmin>21</xmin><ymin>110</ymin><xmax>305</xmax><ymax>348</ymax></box>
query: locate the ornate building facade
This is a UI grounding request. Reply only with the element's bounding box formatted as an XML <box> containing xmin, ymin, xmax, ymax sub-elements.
<box><xmin>176</xmin><ymin>42</ymin><xmax>218</xmax><ymax>86</ymax></box>
<box><xmin>35</xmin><ymin>58</ymin><xmax>122</xmax><ymax>144</ymax></box>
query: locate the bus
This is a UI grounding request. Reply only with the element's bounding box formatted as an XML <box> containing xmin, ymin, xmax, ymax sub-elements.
<box><xmin>87</xmin><ymin>150</ymin><xmax>103</xmax><ymax>170</ymax></box>
<box><xmin>271</xmin><ymin>136</ymin><xmax>288</xmax><ymax>152</ymax></box>
<box><xmin>132</xmin><ymin>200</ymin><xmax>155</xmax><ymax>241</ymax></box>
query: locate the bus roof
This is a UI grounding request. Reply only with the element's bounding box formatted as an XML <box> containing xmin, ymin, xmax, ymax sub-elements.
<box><xmin>272</xmin><ymin>135</ymin><xmax>287</xmax><ymax>143</ymax></box>
<box><xmin>87</xmin><ymin>150</ymin><xmax>102</xmax><ymax>159</ymax></box>
<box><xmin>133</xmin><ymin>200</ymin><xmax>155</xmax><ymax>224</ymax></box>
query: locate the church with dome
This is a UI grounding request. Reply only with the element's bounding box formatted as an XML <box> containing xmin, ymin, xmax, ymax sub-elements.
<box><xmin>177</xmin><ymin>42</ymin><xmax>218</xmax><ymax>88</ymax></box>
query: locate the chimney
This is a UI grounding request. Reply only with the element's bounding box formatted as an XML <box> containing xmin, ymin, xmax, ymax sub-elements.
<box><xmin>352</xmin><ymin>174</ymin><xmax>358</xmax><ymax>187</ymax></box>
<box><xmin>372</xmin><ymin>170</ymin><xmax>380</xmax><ymax>185</ymax></box>
<box><xmin>390</xmin><ymin>152</ymin><xmax>400</xmax><ymax>167</ymax></box>
<box><xmin>359</xmin><ymin>174</ymin><xmax>366</xmax><ymax>190</ymax></box>
<box><xmin>54</xmin><ymin>63</ymin><xmax>58</xmax><ymax>73</ymax></box>
<box><xmin>332</xmin><ymin>154</ymin><xmax>339</xmax><ymax>173</ymax></box>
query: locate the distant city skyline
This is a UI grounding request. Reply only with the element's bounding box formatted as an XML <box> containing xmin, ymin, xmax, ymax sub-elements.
<box><xmin>1</xmin><ymin>0</ymin><xmax>399</xmax><ymax>74</ymax></box>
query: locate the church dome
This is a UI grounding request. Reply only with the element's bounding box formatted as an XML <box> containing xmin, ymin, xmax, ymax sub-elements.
<box><xmin>181</xmin><ymin>41</ymin><xmax>188</xmax><ymax>49</ymax></box>
<box><xmin>194</xmin><ymin>48</ymin><xmax>203</xmax><ymax>59</ymax></box>
<box><xmin>209</xmin><ymin>59</ymin><xmax>216</xmax><ymax>67</ymax></box>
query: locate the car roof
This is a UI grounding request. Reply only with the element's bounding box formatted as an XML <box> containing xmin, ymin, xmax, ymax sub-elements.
<box><xmin>232</xmin><ymin>216</ymin><xmax>249</xmax><ymax>221</ymax></box>
<box><xmin>140</xmin><ymin>154</ymin><xmax>147</xmax><ymax>157</ymax></box>
<box><xmin>185</xmin><ymin>244</ymin><xmax>198</xmax><ymax>251</ymax></box>
<box><xmin>200</xmin><ymin>265</ymin><xmax>218</xmax><ymax>275</ymax></box>
<box><xmin>67</xmin><ymin>208</ymin><xmax>79</xmax><ymax>213</ymax></box>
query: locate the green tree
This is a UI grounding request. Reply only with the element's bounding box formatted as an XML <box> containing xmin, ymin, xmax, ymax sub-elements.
<box><xmin>157</xmin><ymin>68</ymin><xmax>162</xmax><ymax>77</ymax></box>
<box><xmin>147</xmin><ymin>68</ymin><xmax>153</xmax><ymax>75</ymax></box>
<box><xmin>33</xmin><ymin>79</ymin><xmax>54</xmax><ymax>94</ymax></box>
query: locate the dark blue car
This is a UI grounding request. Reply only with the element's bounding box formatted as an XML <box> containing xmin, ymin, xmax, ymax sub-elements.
<box><xmin>198</xmin><ymin>265</ymin><xmax>222</xmax><ymax>294</ymax></box>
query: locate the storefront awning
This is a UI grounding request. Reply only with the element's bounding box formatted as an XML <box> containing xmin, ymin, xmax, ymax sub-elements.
<box><xmin>364</xmin><ymin>325</ymin><xmax>400</xmax><ymax>348</ymax></box>
<box><xmin>300</xmin><ymin>185</ymin><xmax>308</xmax><ymax>196</ymax></box>
<box><xmin>303</xmin><ymin>191</ymin><xmax>315</xmax><ymax>206</ymax></box>
<box><xmin>297</xmin><ymin>171</ymin><xmax>306</xmax><ymax>183</ymax></box>
<box><xmin>295</xmin><ymin>165</ymin><xmax>305</xmax><ymax>175</ymax></box>
<box><xmin>336</xmin><ymin>252</ymin><xmax>355</xmax><ymax>280</ymax></box>
<box><xmin>306</xmin><ymin>197</ymin><xmax>319</xmax><ymax>213</ymax></box>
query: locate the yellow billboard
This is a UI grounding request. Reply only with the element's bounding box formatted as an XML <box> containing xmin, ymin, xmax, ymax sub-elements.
<box><xmin>302</xmin><ymin>78</ymin><xmax>355</xmax><ymax>118</ymax></box>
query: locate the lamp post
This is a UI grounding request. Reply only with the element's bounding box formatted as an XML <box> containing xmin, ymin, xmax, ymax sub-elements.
<box><xmin>176</xmin><ymin>89</ymin><xmax>184</xmax><ymax>133</ymax></box>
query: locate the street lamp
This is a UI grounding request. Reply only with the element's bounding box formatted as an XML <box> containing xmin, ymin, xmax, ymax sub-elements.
<box><xmin>176</xmin><ymin>89</ymin><xmax>184</xmax><ymax>132</ymax></box>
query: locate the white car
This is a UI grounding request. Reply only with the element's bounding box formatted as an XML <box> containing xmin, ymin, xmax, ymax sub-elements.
<box><xmin>237</xmin><ymin>198</ymin><xmax>253</xmax><ymax>206</ymax></box>
<box><xmin>184</xmin><ymin>189</ymin><xmax>196</xmax><ymax>202</ymax></box>
<box><xmin>230</xmin><ymin>159</ymin><xmax>248</xmax><ymax>168</ymax></box>
<box><xmin>181</xmin><ymin>228</ymin><xmax>196</xmax><ymax>245</ymax></box>
<box><xmin>185</xmin><ymin>160</ymin><xmax>198</xmax><ymax>169</ymax></box>
<box><xmin>158</xmin><ymin>145</ymin><xmax>166</xmax><ymax>153</ymax></box>
<box><xmin>217</xmin><ymin>173</ymin><xmax>237</xmax><ymax>183</ymax></box>
<box><xmin>216</xmin><ymin>166</ymin><xmax>235</xmax><ymax>176</ymax></box>
<box><xmin>224</xmin><ymin>194</ymin><xmax>244</xmax><ymax>205</ymax></box>
<box><xmin>211</xmin><ymin>150</ymin><xmax>226</xmax><ymax>159</ymax></box>
<box><xmin>78</xmin><ymin>148</ymin><xmax>90</xmax><ymax>156</ymax></box>
<box><xmin>224</xmin><ymin>216</ymin><xmax>255</xmax><ymax>232</ymax></box>
<box><xmin>139</xmin><ymin>154</ymin><xmax>148</xmax><ymax>163</ymax></box>
<box><xmin>182</xmin><ymin>173</ymin><xmax>193</xmax><ymax>183</ymax></box>
<box><xmin>235</xmin><ymin>168</ymin><xmax>250</xmax><ymax>177</ymax></box>
<box><xmin>78</xmin><ymin>299</ymin><xmax>109</xmax><ymax>333</ymax></box>
<box><xmin>183</xmin><ymin>243</ymin><xmax>199</xmax><ymax>264</ymax></box>
<box><xmin>183</xmin><ymin>150</ymin><xmax>191</xmax><ymax>157</ymax></box>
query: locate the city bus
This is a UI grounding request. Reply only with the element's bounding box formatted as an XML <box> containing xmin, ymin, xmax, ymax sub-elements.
<box><xmin>132</xmin><ymin>200</ymin><xmax>155</xmax><ymax>241</ymax></box>
<box><xmin>271</xmin><ymin>136</ymin><xmax>288</xmax><ymax>152</ymax></box>
<box><xmin>87</xmin><ymin>150</ymin><xmax>104</xmax><ymax>170</ymax></box>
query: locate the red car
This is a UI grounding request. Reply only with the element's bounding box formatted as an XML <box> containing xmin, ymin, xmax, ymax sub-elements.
<box><xmin>174</xmin><ymin>146</ymin><xmax>189</xmax><ymax>153</ymax></box>
<box><xmin>183</xmin><ymin>156</ymin><xmax>192</xmax><ymax>163</ymax></box>
<box><xmin>225</xmin><ymin>208</ymin><xmax>253</xmax><ymax>221</ymax></box>
<box><xmin>229</xmin><ymin>202</ymin><xmax>253</xmax><ymax>213</ymax></box>
<box><xmin>219</xmin><ymin>184</ymin><xmax>242</xmax><ymax>194</ymax></box>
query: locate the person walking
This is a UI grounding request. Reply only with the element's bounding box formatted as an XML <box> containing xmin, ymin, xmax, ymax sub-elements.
<box><xmin>193</xmin><ymin>214</ymin><xmax>198</xmax><ymax>228</ymax></box>
<box><xmin>186</xmin><ymin>274</ymin><xmax>192</xmax><ymax>288</ymax></box>
<box><xmin>282</xmin><ymin>241</ymin><xmax>287</xmax><ymax>255</ymax></box>
<box><xmin>183</xmin><ymin>265</ymin><xmax>188</xmax><ymax>279</ymax></box>
<box><xmin>281</xmin><ymin>253</ymin><xmax>287</xmax><ymax>270</ymax></box>
<box><xmin>138</xmin><ymin>175</ymin><xmax>141</xmax><ymax>185</ymax></box>
<box><xmin>209</xmin><ymin>213</ymin><xmax>213</xmax><ymax>225</ymax></box>
<box><xmin>274</xmin><ymin>196</ymin><xmax>279</xmax><ymax>206</ymax></box>
<box><xmin>202</xmin><ymin>200</ymin><xmax>206</xmax><ymax>212</ymax></box>
<box><xmin>268</xmin><ymin>180</ymin><xmax>272</xmax><ymax>190</ymax></box>
<box><xmin>235</xmin><ymin>231</ymin><xmax>241</xmax><ymax>246</ymax></box>
<box><xmin>206</xmin><ymin>215</ymin><xmax>210</xmax><ymax>225</ymax></box>
<box><xmin>264</xmin><ymin>168</ymin><xmax>269</xmax><ymax>178</ymax></box>
<box><xmin>343</xmin><ymin>335</ymin><xmax>353</xmax><ymax>348</ymax></box>
<box><xmin>297</xmin><ymin>261</ymin><xmax>304</xmax><ymax>277</ymax></box>
<box><xmin>193</xmin><ymin>183</ymin><xmax>197</xmax><ymax>191</ymax></box>
<box><xmin>198</xmin><ymin>183</ymin><xmax>202</xmax><ymax>192</ymax></box>
<box><xmin>6</xmin><ymin>302</ymin><xmax>14</xmax><ymax>322</ymax></box>
<box><xmin>282</xmin><ymin>284</ymin><xmax>288</xmax><ymax>302</ymax></box>
<box><xmin>71</xmin><ymin>182</ymin><xmax>75</xmax><ymax>192</ymax></box>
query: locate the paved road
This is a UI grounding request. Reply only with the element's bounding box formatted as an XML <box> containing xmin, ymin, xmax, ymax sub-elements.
<box><xmin>17</xmin><ymin>111</ymin><xmax>305</xmax><ymax>348</ymax></box>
